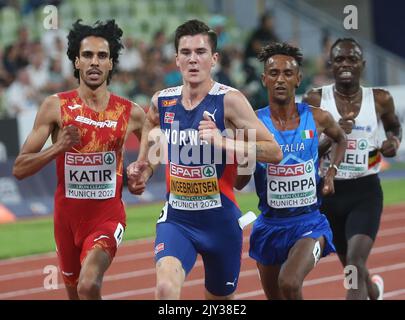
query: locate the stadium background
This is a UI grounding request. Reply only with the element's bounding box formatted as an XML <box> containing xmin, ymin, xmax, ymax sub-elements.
<box><xmin>0</xmin><ymin>0</ymin><xmax>405</xmax><ymax>300</ymax></box>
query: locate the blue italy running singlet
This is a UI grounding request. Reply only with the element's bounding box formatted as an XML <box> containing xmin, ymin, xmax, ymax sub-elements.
<box><xmin>254</xmin><ymin>103</ymin><xmax>321</xmax><ymax>218</ymax></box>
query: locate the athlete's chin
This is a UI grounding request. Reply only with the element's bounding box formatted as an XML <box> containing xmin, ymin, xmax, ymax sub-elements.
<box><xmin>272</xmin><ymin>95</ymin><xmax>290</xmax><ymax>105</ymax></box>
<box><xmin>336</xmin><ymin>76</ymin><xmax>356</xmax><ymax>84</ymax></box>
<box><xmin>83</xmin><ymin>79</ymin><xmax>105</xmax><ymax>90</ymax></box>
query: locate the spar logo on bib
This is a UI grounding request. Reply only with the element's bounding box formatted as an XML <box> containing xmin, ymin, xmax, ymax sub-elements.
<box><xmin>305</xmin><ymin>161</ymin><xmax>313</xmax><ymax>173</ymax></box>
<box><xmin>202</xmin><ymin>165</ymin><xmax>215</xmax><ymax>177</ymax></box>
<box><xmin>104</xmin><ymin>152</ymin><xmax>115</xmax><ymax>165</ymax></box>
<box><xmin>66</xmin><ymin>153</ymin><xmax>103</xmax><ymax>165</ymax></box>
<box><xmin>358</xmin><ymin>139</ymin><xmax>368</xmax><ymax>150</ymax></box>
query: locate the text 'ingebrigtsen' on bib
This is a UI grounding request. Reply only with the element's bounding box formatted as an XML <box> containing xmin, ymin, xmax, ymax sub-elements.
<box><xmin>168</xmin><ymin>163</ymin><xmax>222</xmax><ymax>211</ymax></box>
<box><xmin>64</xmin><ymin>151</ymin><xmax>117</xmax><ymax>199</ymax></box>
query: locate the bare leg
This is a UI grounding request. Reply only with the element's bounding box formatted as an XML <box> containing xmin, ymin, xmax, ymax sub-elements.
<box><xmin>278</xmin><ymin>236</ymin><xmax>325</xmax><ymax>300</ymax></box>
<box><xmin>77</xmin><ymin>247</ymin><xmax>111</xmax><ymax>300</ymax></box>
<box><xmin>155</xmin><ymin>256</ymin><xmax>186</xmax><ymax>300</ymax></box>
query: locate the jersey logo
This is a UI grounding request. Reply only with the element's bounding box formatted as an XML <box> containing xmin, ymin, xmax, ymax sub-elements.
<box><xmin>75</xmin><ymin>115</ymin><xmax>117</xmax><ymax>128</ymax></box>
<box><xmin>301</xmin><ymin>130</ymin><xmax>314</xmax><ymax>139</ymax></box>
<box><xmin>204</xmin><ymin>109</ymin><xmax>217</xmax><ymax>122</ymax></box>
<box><xmin>67</xmin><ymin>104</ymin><xmax>82</xmax><ymax>110</ymax></box>
<box><xmin>164</xmin><ymin>112</ymin><xmax>175</xmax><ymax>124</ymax></box>
<box><xmin>162</xmin><ymin>99</ymin><xmax>177</xmax><ymax>107</ymax></box>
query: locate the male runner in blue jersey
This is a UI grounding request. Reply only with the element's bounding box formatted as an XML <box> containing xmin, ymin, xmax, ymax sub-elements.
<box><xmin>235</xmin><ymin>42</ymin><xmax>346</xmax><ymax>299</ymax></box>
<box><xmin>126</xmin><ymin>20</ymin><xmax>282</xmax><ymax>300</ymax></box>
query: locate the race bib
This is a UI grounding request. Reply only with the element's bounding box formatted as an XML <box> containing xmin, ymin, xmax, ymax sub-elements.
<box><xmin>64</xmin><ymin>151</ymin><xmax>116</xmax><ymax>199</ymax></box>
<box><xmin>322</xmin><ymin>138</ymin><xmax>369</xmax><ymax>179</ymax></box>
<box><xmin>267</xmin><ymin>159</ymin><xmax>317</xmax><ymax>209</ymax></box>
<box><xmin>169</xmin><ymin>163</ymin><xmax>222</xmax><ymax>210</ymax></box>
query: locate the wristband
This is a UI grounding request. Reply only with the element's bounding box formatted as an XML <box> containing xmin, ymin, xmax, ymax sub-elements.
<box><xmin>329</xmin><ymin>164</ymin><xmax>339</xmax><ymax>173</ymax></box>
<box><xmin>391</xmin><ymin>136</ymin><xmax>401</xmax><ymax>150</ymax></box>
<box><xmin>146</xmin><ymin>162</ymin><xmax>154</xmax><ymax>179</ymax></box>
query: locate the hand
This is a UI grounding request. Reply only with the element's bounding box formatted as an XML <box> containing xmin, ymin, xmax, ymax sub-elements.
<box><xmin>56</xmin><ymin>125</ymin><xmax>80</xmax><ymax>152</ymax></box>
<box><xmin>322</xmin><ymin>167</ymin><xmax>336</xmax><ymax>196</ymax></box>
<box><xmin>338</xmin><ymin>112</ymin><xmax>355</xmax><ymax>134</ymax></box>
<box><xmin>380</xmin><ymin>134</ymin><xmax>400</xmax><ymax>158</ymax></box>
<box><xmin>126</xmin><ymin>160</ymin><xmax>153</xmax><ymax>195</ymax></box>
<box><xmin>198</xmin><ymin>111</ymin><xmax>223</xmax><ymax>147</ymax></box>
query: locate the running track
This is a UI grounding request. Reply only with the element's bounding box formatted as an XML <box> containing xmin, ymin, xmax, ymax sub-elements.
<box><xmin>1</xmin><ymin>203</ymin><xmax>405</xmax><ymax>300</ymax></box>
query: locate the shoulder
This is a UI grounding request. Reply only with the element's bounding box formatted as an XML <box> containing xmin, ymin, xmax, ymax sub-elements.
<box><xmin>372</xmin><ymin>87</ymin><xmax>394</xmax><ymax>106</ymax></box>
<box><xmin>150</xmin><ymin>91</ymin><xmax>161</xmax><ymax>109</ymax></box>
<box><xmin>223</xmin><ymin>89</ymin><xmax>248</xmax><ymax>106</ymax></box>
<box><xmin>37</xmin><ymin>94</ymin><xmax>61</xmax><ymax>123</ymax></box>
<box><xmin>306</xmin><ymin>103</ymin><xmax>333</xmax><ymax>126</ymax></box>
<box><xmin>302</xmin><ymin>87</ymin><xmax>323</xmax><ymax>107</ymax></box>
<box><xmin>130</xmin><ymin>101</ymin><xmax>145</xmax><ymax>116</ymax></box>
<box><xmin>158</xmin><ymin>86</ymin><xmax>182</xmax><ymax>98</ymax></box>
<box><xmin>44</xmin><ymin>94</ymin><xmax>61</xmax><ymax>107</ymax></box>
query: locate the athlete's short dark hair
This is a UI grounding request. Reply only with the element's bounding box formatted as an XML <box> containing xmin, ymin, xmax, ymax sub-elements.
<box><xmin>258</xmin><ymin>42</ymin><xmax>303</xmax><ymax>67</ymax></box>
<box><xmin>329</xmin><ymin>38</ymin><xmax>363</xmax><ymax>57</ymax></box>
<box><xmin>67</xmin><ymin>19</ymin><xmax>124</xmax><ymax>84</ymax></box>
<box><xmin>174</xmin><ymin>19</ymin><xmax>217</xmax><ymax>53</ymax></box>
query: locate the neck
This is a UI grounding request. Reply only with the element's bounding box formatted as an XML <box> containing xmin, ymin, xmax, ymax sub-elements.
<box><xmin>334</xmin><ymin>82</ymin><xmax>360</xmax><ymax>96</ymax></box>
<box><xmin>269</xmin><ymin>96</ymin><xmax>296</xmax><ymax>117</ymax></box>
<box><xmin>269</xmin><ymin>98</ymin><xmax>297</xmax><ymax>123</ymax></box>
<box><xmin>182</xmin><ymin>79</ymin><xmax>214</xmax><ymax>109</ymax></box>
<box><xmin>77</xmin><ymin>83</ymin><xmax>109</xmax><ymax>109</ymax></box>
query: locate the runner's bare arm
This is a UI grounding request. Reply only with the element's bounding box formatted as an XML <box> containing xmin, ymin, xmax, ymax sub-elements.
<box><xmin>224</xmin><ymin>90</ymin><xmax>282</xmax><ymax>164</ymax></box>
<box><xmin>136</xmin><ymin>92</ymin><xmax>160</xmax><ymax>162</ymax></box>
<box><xmin>374</xmin><ymin>89</ymin><xmax>402</xmax><ymax>157</ymax></box>
<box><xmin>234</xmin><ymin>172</ymin><xmax>252</xmax><ymax>190</ymax></box>
<box><xmin>312</xmin><ymin>107</ymin><xmax>346</xmax><ymax>167</ymax></box>
<box><xmin>13</xmin><ymin>95</ymin><xmax>79</xmax><ymax>180</ymax></box>
<box><xmin>126</xmin><ymin>93</ymin><xmax>160</xmax><ymax>188</ymax></box>
<box><xmin>302</xmin><ymin>89</ymin><xmax>333</xmax><ymax>157</ymax></box>
<box><xmin>126</xmin><ymin>102</ymin><xmax>146</xmax><ymax>142</ymax></box>
<box><xmin>312</xmin><ymin>107</ymin><xmax>347</xmax><ymax>195</ymax></box>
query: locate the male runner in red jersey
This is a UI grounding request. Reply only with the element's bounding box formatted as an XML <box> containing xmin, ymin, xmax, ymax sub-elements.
<box><xmin>13</xmin><ymin>20</ymin><xmax>145</xmax><ymax>300</ymax></box>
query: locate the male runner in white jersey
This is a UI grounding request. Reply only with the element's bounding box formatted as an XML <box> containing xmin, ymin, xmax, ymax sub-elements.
<box><xmin>303</xmin><ymin>38</ymin><xmax>402</xmax><ymax>300</ymax></box>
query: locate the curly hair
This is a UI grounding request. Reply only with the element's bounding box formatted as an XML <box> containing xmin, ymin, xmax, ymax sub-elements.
<box><xmin>67</xmin><ymin>19</ymin><xmax>124</xmax><ymax>84</ymax></box>
<box><xmin>174</xmin><ymin>19</ymin><xmax>217</xmax><ymax>53</ymax></box>
<box><xmin>258</xmin><ymin>42</ymin><xmax>303</xmax><ymax>67</ymax></box>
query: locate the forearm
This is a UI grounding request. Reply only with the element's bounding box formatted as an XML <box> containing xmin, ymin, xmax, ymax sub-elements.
<box><xmin>13</xmin><ymin>144</ymin><xmax>62</xmax><ymax>180</ymax></box>
<box><xmin>328</xmin><ymin>135</ymin><xmax>346</xmax><ymax>168</ymax></box>
<box><xmin>234</xmin><ymin>174</ymin><xmax>252</xmax><ymax>190</ymax></box>
<box><xmin>221</xmin><ymin>137</ymin><xmax>282</xmax><ymax>164</ymax></box>
<box><xmin>318</xmin><ymin>138</ymin><xmax>333</xmax><ymax>158</ymax></box>
<box><xmin>136</xmin><ymin>118</ymin><xmax>159</xmax><ymax>162</ymax></box>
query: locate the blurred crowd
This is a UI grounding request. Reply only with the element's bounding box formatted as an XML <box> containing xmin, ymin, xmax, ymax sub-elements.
<box><xmin>0</xmin><ymin>8</ymin><xmax>334</xmax><ymax>119</ymax></box>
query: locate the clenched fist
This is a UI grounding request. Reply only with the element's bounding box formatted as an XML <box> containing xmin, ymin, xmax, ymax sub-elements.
<box><xmin>56</xmin><ymin>125</ymin><xmax>80</xmax><ymax>152</ymax></box>
<box><xmin>126</xmin><ymin>160</ymin><xmax>153</xmax><ymax>195</ymax></box>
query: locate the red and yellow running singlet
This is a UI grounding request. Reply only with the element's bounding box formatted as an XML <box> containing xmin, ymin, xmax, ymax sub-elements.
<box><xmin>54</xmin><ymin>90</ymin><xmax>132</xmax><ymax>216</ymax></box>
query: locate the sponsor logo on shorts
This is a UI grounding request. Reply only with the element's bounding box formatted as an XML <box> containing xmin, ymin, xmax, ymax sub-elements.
<box><xmin>226</xmin><ymin>277</ymin><xmax>237</xmax><ymax>287</ymax></box>
<box><xmin>61</xmin><ymin>271</ymin><xmax>74</xmax><ymax>277</ymax></box>
<box><xmin>154</xmin><ymin>242</ymin><xmax>165</xmax><ymax>255</ymax></box>
<box><xmin>301</xmin><ymin>230</ymin><xmax>313</xmax><ymax>237</ymax></box>
<box><xmin>93</xmin><ymin>235</ymin><xmax>110</xmax><ymax>242</ymax></box>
